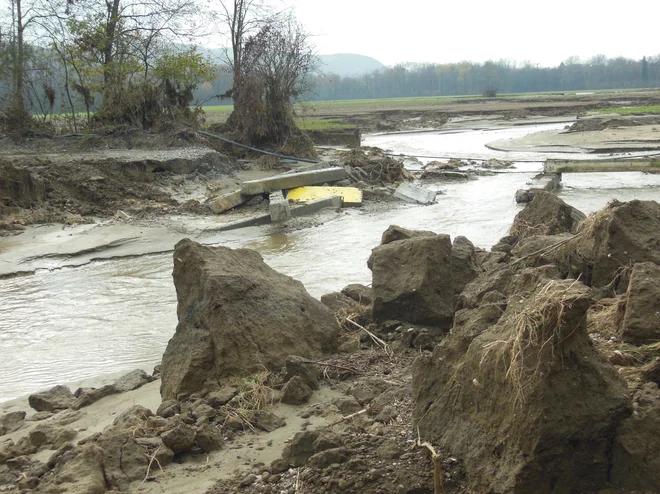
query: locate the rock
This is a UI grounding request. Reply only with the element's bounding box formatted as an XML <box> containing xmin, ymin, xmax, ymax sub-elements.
<box><xmin>38</xmin><ymin>444</ymin><xmax>106</xmax><ymax>494</ymax></box>
<box><xmin>307</xmin><ymin>447</ymin><xmax>348</xmax><ymax>468</ymax></box>
<box><xmin>153</xmin><ymin>364</ymin><xmax>162</xmax><ymax>376</ymax></box>
<box><xmin>456</xmin><ymin>266</ymin><xmax>514</xmax><ymax>311</ymax></box>
<box><xmin>160</xmin><ymin>239</ymin><xmax>340</xmax><ymax>400</ymax></box>
<box><xmin>312</xmin><ymin>432</ymin><xmax>343</xmax><ymax>452</ymax></box>
<box><xmin>157</xmin><ymin>399</ymin><xmax>180</xmax><ymax>418</ymax></box>
<box><xmin>284</xmin><ymin>355</ymin><xmax>319</xmax><ymax>390</ymax></box>
<box><xmin>332</xmin><ymin>396</ymin><xmax>362</xmax><ymax>415</ymax></box>
<box><xmin>97</xmin><ymin>431</ymin><xmax>148</xmax><ymax>489</ymax></box>
<box><xmin>348</xmin><ymin>377</ymin><xmax>392</xmax><ymax>406</ymax></box>
<box><xmin>320</xmin><ymin>291</ymin><xmax>358</xmax><ymax>312</ymax></box>
<box><xmin>341</xmin><ymin>283</ymin><xmax>374</xmax><ymax>305</ymax></box>
<box><xmin>111</xmin><ymin>405</ymin><xmax>153</xmax><ymax>429</ymax></box>
<box><xmin>620</xmin><ymin>262</ymin><xmax>660</xmax><ymax>344</ymax></box>
<box><xmin>161</xmin><ymin>423</ymin><xmax>196</xmax><ymax>455</ymax></box>
<box><xmin>338</xmin><ymin>337</ymin><xmax>360</xmax><ymax>354</ymax></box>
<box><xmin>374</xmin><ymin>405</ymin><xmax>398</xmax><ymax>423</ymax></box>
<box><xmin>281</xmin><ymin>376</ymin><xmax>313</xmax><ymax>405</ymax></box>
<box><xmin>195</xmin><ymin>423</ymin><xmax>224</xmax><ymax>453</ymax></box>
<box><xmin>270</xmin><ymin>457</ymin><xmax>290</xmax><ymax>474</ymax></box>
<box><xmin>192</xmin><ymin>403</ymin><xmax>215</xmax><ymax>421</ymax></box>
<box><xmin>29</xmin><ymin>424</ymin><xmax>77</xmax><ymax>450</ymax></box>
<box><xmin>380</xmin><ymin>225</ymin><xmax>436</xmax><ymax>245</ymax></box>
<box><xmin>26</xmin><ymin>411</ymin><xmax>53</xmax><ymax>422</ymax></box>
<box><xmin>371</xmin><ymin>234</ymin><xmax>454</xmax><ymax>328</ymax></box>
<box><xmin>0</xmin><ymin>411</ymin><xmax>25</xmax><ymax>436</ymax></box>
<box><xmin>283</xmin><ymin>431</ymin><xmax>320</xmax><ymax>467</ymax></box>
<box><xmin>450</xmin><ymin>235</ymin><xmax>481</xmax><ymax>295</ymax></box>
<box><xmin>250</xmin><ymin>410</ymin><xmax>286</xmax><ymax>432</ymax></box>
<box><xmin>376</xmin><ymin>438</ymin><xmax>403</xmax><ymax>459</ymax></box>
<box><xmin>514</xmin><ymin>188</ymin><xmax>538</xmax><ymax>204</ymax></box>
<box><xmin>510</xmin><ymin>190</ymin><xmax>585</xmax><ymax>237</ymax></box>
<box><xmin>240</xmin><ymin>473</ymin><xmax>258</xmax><ymax>487</ymax></box>
<box><xmin>611</xmin><ymin>384</ymin><xmax>660</xmax><ymax>491</ymax></box>
<box><xmin>413</xmin><ymin>279</ymin><xmax>630</xmax><ymax>493</ymax></box>
<box><xmin>555</xmin><ymin>200</ymin><xmax>660</xmax><ymax>289</ymax></box>
<box><xmin>206</xmin><ymin>387</ymin><xmax>237</xmax><ymax>408</ymax></box>
<box><xmin>72</xmin><ymin>384</ymin><xmax>119</xmax><ymax>410</ymax></box>
<box><xmin>113</xmin><ymin>369</ymin><xmax>152</xmax><ymax>392</ymax></box>
<box><xmin>28</xmin><ymin>385</ymin><xmax>76</xmax><ymax>412</ymax></box>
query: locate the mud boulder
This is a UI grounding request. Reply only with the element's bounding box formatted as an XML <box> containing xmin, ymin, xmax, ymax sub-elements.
<box><xmin>0</xmin><ymin>411</ymin><xmax>25</xmax><ymax>436</ymax></box>
<box><xmin>28</xmin><ymin>385</ymin><xmax>76</xmax><ymax>412</ymax></box>
<box><xmin>160</xmin><ymin>239</ymin><xmax>340</xmax><ymax>400</ymax></box>
<box><xmin>620</xmin><ymin>261</ymin><xmax>660</xmax><ymax>344</ymax></box>
<box><xmin>557</xmin><ymin>200</ymin><xmax>660</xmax><ymax>288</ymax></box>
<box><xmin>450</xmin><ymin>235</ymin><xmax>481</xmax><ymax>294</ymax></box>
<box><xmin>413</xmin><ymin>279</ymin><xmax>630</xmax><ymax>493</ymax></box>
<box><xmin>0</xmin><ymin>163</ymin><xmax>46</xmax><ymax>211</ymax></box>
<box><xmin>371</xmin><ymin>234</ymin><xmax>454</xmax><ymax>328</ymax></box>
<box><xmin>510</xmin><ymin>190</ymin><xmax>585</xmax><ymax>238</ymax></box>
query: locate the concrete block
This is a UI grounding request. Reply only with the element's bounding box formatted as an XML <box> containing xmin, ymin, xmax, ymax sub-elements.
<box><xmin>209</xmin><ymin>190</ymin><xmax>253</xmax><ymax>214</ymax></box>
<box><xmin>241</xmin><ymin>167</ymin><xmax>348</xmax><ymax>196</ymax></box>
<box><xmin>290</xmin><ymin>196</ymin><xmax>342</xmax><ymax>217</ymax></box>
<box><xmin>287</xmin><ymin>186</ymin><xmax>362</xmax><ymax>207</ymax></box>
<box><xmin>393</xmin><ymin>182</ymin><xmax>437</xmax><ymax>205</ymax></box>
<box><xmin>270</xmin><ymin>192</ymin><xmax>292</xmax><ymax>223</ymax></box>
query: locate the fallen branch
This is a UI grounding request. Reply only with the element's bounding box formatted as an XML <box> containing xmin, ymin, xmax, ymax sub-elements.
<box><xmin>322</xmin><ymin>407</ymin><xmax>368</xmax><ymax>428</ymax></box>
<box><xmin>345</xmin><ymin>318</ymin><xmax>392</xmax><ymax>355</ymax></box>
<box><xmin>414</xmin><ymin>427</ymin><xmax>443</xmax><ymax>494</ymax></box>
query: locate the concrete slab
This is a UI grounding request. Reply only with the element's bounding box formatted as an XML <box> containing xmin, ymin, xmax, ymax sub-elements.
<box><xmin>241</xmin><ymin>167</ymin><xmax>348</xmax><ymax>195</ymax></box>
<box><xmin>287</xmin><ymin>186</ymin><xmax>362</xmax><ymax>207</ymax></box>
<box><xmin>393</xmin><ymin>182</ymin><xmax>437</xmax><ymax>205</ymax></box>
<box><xmin>291</xmin><ymin>196</ymin><xmax>342</xmax><ymax>217</ymax></box>
<box><xmin>545</xmin><ymin>159</ymin><xmax>660</xmax><ymax>174</ymax></box>
<box><xmin>269</xmin><ymin>192</ymin><xmax>292</xmax><ymax>223</ymax></box>
<box><xmin>209</xmin><ymin>189</ymin><xmax>254</xmax><ymax>214</ymax></box>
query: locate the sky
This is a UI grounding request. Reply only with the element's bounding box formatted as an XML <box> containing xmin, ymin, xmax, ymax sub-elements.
<box><xmin>283</xmin><ymin>0</ymin><xmax>659</xmax><ymax>67</ymax></box>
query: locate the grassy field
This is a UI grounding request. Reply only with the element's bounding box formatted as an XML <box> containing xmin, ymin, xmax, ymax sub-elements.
<box><xmin>595</xmin><ymin>105</ymin><xmax>660</xmax><ymax>115</ymax></box>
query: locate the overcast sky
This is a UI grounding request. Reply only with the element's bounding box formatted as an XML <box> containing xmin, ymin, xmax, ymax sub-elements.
<box><xmin>284</xmin><ymin>0</ymin><xmax>659</xmax><ymax>67</ymax></box>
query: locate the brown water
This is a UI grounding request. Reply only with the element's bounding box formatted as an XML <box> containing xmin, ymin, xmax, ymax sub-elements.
<box><xmin>2</xmin><ymin>123</ymin><xmax>660</xmax><ymax>402</ymax></box>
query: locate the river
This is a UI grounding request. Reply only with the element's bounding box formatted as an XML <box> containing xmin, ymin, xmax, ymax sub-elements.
<box><xmin>2</xmin><ymin>122</ymin><xmax>660</xmax><ymax>402</ymax></box>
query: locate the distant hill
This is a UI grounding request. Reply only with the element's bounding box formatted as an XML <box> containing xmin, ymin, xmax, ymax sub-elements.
<box><xmin>318</xmin><ymin>54</ymin><xmax>385</xmax><ymax>77</ymax></box>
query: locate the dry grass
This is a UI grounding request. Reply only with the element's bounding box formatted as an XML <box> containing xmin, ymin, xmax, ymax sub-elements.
<box><xmin>509</xmin><ymin>219</ymin><xmax>550</xmax><ymax>241</ymax></box>
<box><xmin>226</xmin><ymin>371</ymin><xmax>280</xmax><ymax>411</ymax></box>
<box><xmin>483</xmin><ymin>280</ymin><xmax>586</xmax><ymax>406</ymax></box>
<box><xmin>588</xmin><ymin>297</ymin><xmax>626</xmax><ymax>339</ymax></box>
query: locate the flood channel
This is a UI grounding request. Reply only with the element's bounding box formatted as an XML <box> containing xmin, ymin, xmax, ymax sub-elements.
<box><xmin>2</xmin><ymin>122</ymin><xmax>660</xmax><ymax>402</ymax></box>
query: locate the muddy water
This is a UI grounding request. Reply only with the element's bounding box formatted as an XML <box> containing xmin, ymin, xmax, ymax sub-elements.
<box><xmin>2</xmin><ymin>123</ymin><xmax>660</xmax><ymax>402</ymax></box>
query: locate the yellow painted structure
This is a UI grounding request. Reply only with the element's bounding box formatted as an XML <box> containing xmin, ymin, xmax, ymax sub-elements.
<box><xmin>287</xmin><ymin>186</ymin><xmax>363</xmax><ymax>207</ymax></box>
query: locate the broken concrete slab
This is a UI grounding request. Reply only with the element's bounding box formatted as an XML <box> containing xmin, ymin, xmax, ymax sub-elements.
<box><xmin>210</xmin><ymin>196</ymin><xmax>342</xmax><ymax>233</ymax></box>
<box><xmin>287</xmin><ymin>186</ymin><xmax>362</xmax><ymax>207</ymax></box>
<box><xmin>270</xmin><ymin>192</ymin><xmax>292</xmax><ymax>223</ymax></box>
<box><xmin>279</xmin><ymin>162</ymin><xmax>332</xmax><ymax>177</ymax></box>
<box><xmin>393</xmin><ymin>182</ymin><xmax>437</xmax><ymax>205</ymax></box>
<box><xmin>209</xmin><ymin>189</ymin><xmax>255</xmax><ymax>214</ymax></box>
<box><xmin>241</xmin><ymin>167</ymin><xmax>347</xmax><ymax>196</ymax></box>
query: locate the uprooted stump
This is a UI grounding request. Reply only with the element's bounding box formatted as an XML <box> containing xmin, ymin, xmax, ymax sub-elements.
<box><xmin>413</xmin><ymin>278</ymin><xmax>631</xmax><ymax>493</ymax></box>
<box><xmin>160</xmin><ymin>239</ymin><xmax>340</xmax><ymax>400</ymax></box>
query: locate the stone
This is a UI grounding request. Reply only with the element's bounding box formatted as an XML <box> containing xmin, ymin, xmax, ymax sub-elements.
<box><xmin>29</xmin><ymin>424</ymin><xmax>77</xmax><ymax>450</ymax></box>
<box><xmin>371</xmin><ymin>234</ymin><xmax>454</xmax><ymax>328</ymax></box>
<box><xmin>270</xmin><ymin>457</ymin><xmax>290</xmax><ymax>475</ymax></box>
<box><xmin>239</xmin><ymin>473</ymin><xmax>258</xmax><ymax>487</ymax></box>
<box><xmin>72</xmin><ymin>385</ymin><xmax>119</xmax><ymax>410</ymax></box>
<box><xmin>28</xmin><ymin>385</ymin><xmax>76</xmax><ymax>412</ymax></box>
<box><xmin>376</xmin><ymin>438</ymin><xmax>403</xmax><ymax>459</ymax></box>
<box><xmin>37</xmin><ymin>444</ymin><xmax>106</xmax><ymax>494</ymax></box>
<box><xmin>348</xmin><ymin>377</ymin><xmax>392</xmax><ymax>406</ymax></box>
<box><xmin>332</xmin><ymin>396</ymin><xmax>362</xmax><ymax>415</ymax></box>
<box><xmin>380</xmin><ymin>225</ymin><xmax>436</xmax><ymax>245</ymax></box>
<box><xmin>113</xmin><ymin>369</ymin><xmax>152</xmax><ymax>392</ymax></box>
<box><xmin>341</xmin><ymin>283</ymin><xmax>374</xmax><ymax>305</ymax></box>
<box><xmin>510</xmin><ymin>190</ymin><xmax>586</xmax><ymax>237</ymax></box>
<box><xmin>157</xmin><ymin>399</ymin><xmax>181</xmax><ymax>418</ymax></box>
<box><xmin>195</xmin><ymin>423</ymin><xmax>224</xmax><ymax>453</ymax></box>
<box><xmin>160</xmin><ymin>239</ymin><xmax>340</xmax><ymax>400</ymax></box>
<box><xmin>206</xmin><ymin>387</ymin><xmax>238</xmax><ymax>407</ymax></box>
<box><xmin>249</xmin><ymin>410</ymin><xmax>286</xmax><ymax>432</ymax></box>
<box><xmin>312</xmin><ymin>432</ymin><xmax>343</xmax><ymax>452</ymax></box>
<box><xmin>283</xmin><ymin>431</ymin><xmax>319</xmax><ymax>467</ymax></box>
<box><xmin>374</xmin><ymin>405</ymin><xmax>398</xmax><ymax>423</ymax></box>
<box><xmin>413</xmin><ymin>279</ymin><xmax>630</xmax><ymax>493</ymax></box>
<box><xmin>450</xmin><ymin>235</ymin><xmax>482</xmax><ymax>295</ymax></box>
<box><xmin>0</xmin><ymin>411</ymin><xmax>25</xmax><ymax>436</ymax></box>
<box><xmin>320</xmin><ymin>291</ymin><xmax>358</xmax><ymax>312</ymax></box>
<box><xmin>161</xmin><ymin>424</ymin><xmax>196</xmax><ymax>455</ymax></box>
<box><xmin>281</xmin><ymin>376</ymin><xmax>313</xmax><ymax>405</ymax></box>
<box><xmin>620</xmin><ymin>262</ymin><xmax>660</xmax><ymax>344</ymax></box>
<box><xmin>284</xmin><ymin>355</ymin><xmax>319</xmax><ymax>390</ymax></box>
<box><xmin>307</xmin><ymin>447</ymin><xmax>348</xmax><ymax>468</ymax></box>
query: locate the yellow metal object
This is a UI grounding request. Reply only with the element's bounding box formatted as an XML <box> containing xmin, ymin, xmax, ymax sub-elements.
<box><xmin>287</xmin><ymin>186</ymin><xmax>362</xmax><ymax>207</ymax></box>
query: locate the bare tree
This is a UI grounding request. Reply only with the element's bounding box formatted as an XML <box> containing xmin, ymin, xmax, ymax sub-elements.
<box><xmin>230</xmin><ymin>16</ymin><xmax>317</xmax><ymax>151</ymax></box>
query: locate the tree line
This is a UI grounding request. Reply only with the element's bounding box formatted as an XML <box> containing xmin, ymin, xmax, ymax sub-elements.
<box><xmin>301</xmin><ymin>56</ymin><xmax>660</xmax><ymax>101</ymax></box>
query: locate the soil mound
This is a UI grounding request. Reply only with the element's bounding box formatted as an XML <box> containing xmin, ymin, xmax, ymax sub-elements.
<box><xmin>413</xmin><ymin>276</ymin><xmax>630</xmax><ymax>493</ymax></box>
<box><xmin>160</xmin><ymin>239</ymin><xmax>340</xmax><ymax>400</ymax></box>
<box><xmin>0</xmin><ymin>163</ymin><xmax>45</xmax><ymax>214</ymax></box>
